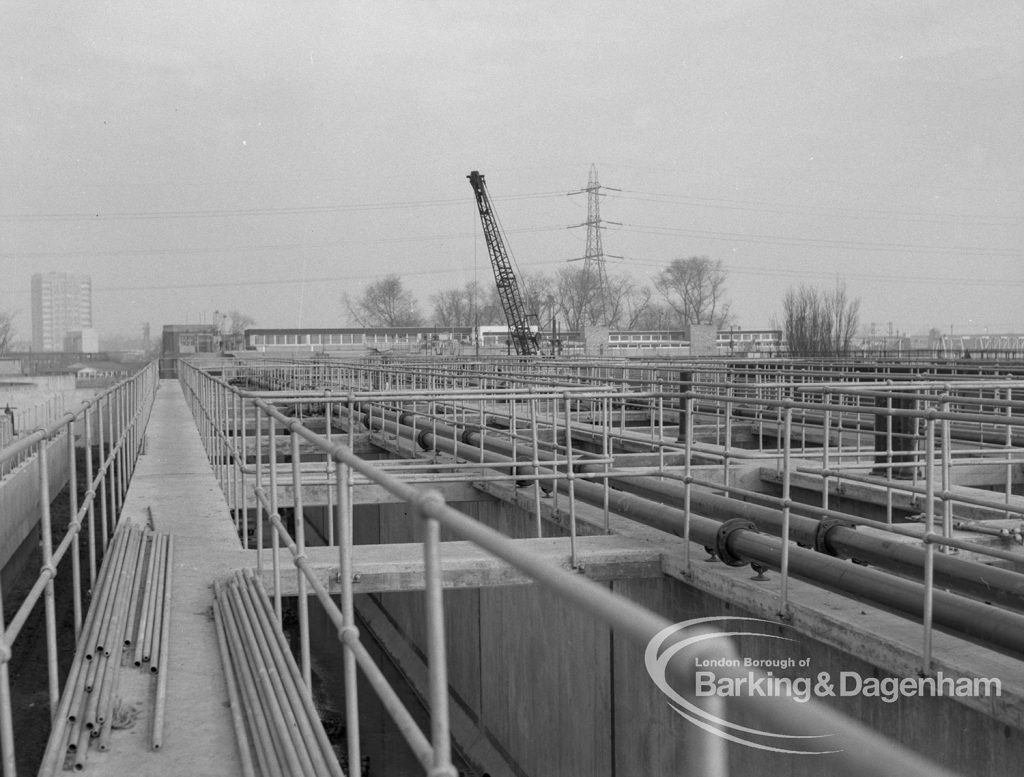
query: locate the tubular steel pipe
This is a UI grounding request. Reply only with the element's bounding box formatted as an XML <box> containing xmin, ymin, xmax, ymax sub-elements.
<box><xmin>362</xmin><ymin>406</ymin><xmax>1024</xmax><ymax>655</ymax></box>
<box><xmin>222</xmin><ymin>580</ymin><xmax>306</xmax><ymax>775</ymax></box>
<box><xmin>228</xmin><ymin>575</ymin><xmax>321</xmax><ymax>777</ymax></box>
<box><xmin>150</xmin><ymin>534</ymin><xmax>172</xmax><ymax>673</ymax></box>
<box><xmin>102</xmin><ymin>527</ymin><xmax>142</xmax><ymax>657</ymax></box>
<box><xmin>423</xmin><ymin>516</ymin><xmax>457</xmax><ymax>777</ymax></box>
<box><xmin>214</xmin><ymin>585</ymin><xmax>281</xmax><ymax>776</ymax></box>
<box><xmin>339</xmin><ymin>629</ymin><xmax>436</xmax><ymax>770</ymax></box>
<box><xmin>596</xmin><ymin>473</ymin><xmax>1024</xmax><ymax>613</ymax></box>
<box><xmin>223</xmin><ymin>374</ymin><xmax>972</xmax><ymax>777</ymax></box>
<box><xmin>141</xmin><ymin>534</ymin><xmax>167</xmax><ymax>666</ymax></box>
<box><xmin>336</xmin><ymin>460</ymin><xmax>361</xmax><ymax>774</ymax></box>
<box><xmin>133</xmin><ymin>530</ymin><xmax>161</xmax><ymax>666</ymax></box>
<box><xmin>234</xmin><ymin>571</ymin><xmax>338</xmax><ymax>777</ymax></box>
<box><xmin>84</xmin><ymin>526</ymin><xmax>132</xmax><ymax>668</ymax></box>
<box><xmin>152</xmin><ymin>535</ymin><xmax>174</xmax><ymax>750</ymax></box>
<box><xmin>122</xmin><ymin>531</ymin><xmax>149</xmax><ymax>646</ymax></box>
<box><xmin>374</xmin><ymin>403</ymin><xmax>1024</xmax><ymax>616</ymax></box>
<box><xmin>244</xmin><ymin>569</ymin><xmax>345</xmax><ymax>777</ymax></box>
<box><xmin>212</xmin><ymin>594</ymin><xmax>258</xmax><ymax>777</ymax></box>
<box><xmin>217</xmin><ymin>581</ymin><xmax>295</xmax><ymax>774</ymax></box>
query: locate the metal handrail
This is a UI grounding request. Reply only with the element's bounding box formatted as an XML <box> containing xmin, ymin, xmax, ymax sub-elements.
<box><xmin>178</xmin><ymin>358</ymin><xmax>981</xmax><ymax>777</ymax></box>
<box><xmin>0</xmin><ymin>361</ymin><xmax>158</xmax><ymax>775</ymax></box>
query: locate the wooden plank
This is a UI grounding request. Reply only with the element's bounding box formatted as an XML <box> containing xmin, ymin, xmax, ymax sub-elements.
<box><xmin>255</xmin><ymin>535</ymin><xmax>663</xmax><ymax>595</ymax></box>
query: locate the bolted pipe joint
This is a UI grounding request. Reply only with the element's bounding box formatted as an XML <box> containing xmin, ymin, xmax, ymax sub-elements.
<box><xmin>715</xmin><ymin>519</ymin><xmax>758</xmax><ymax>566</ymax></box>
<box><xmin>813</xmin><ymin>518</ymin><xmax>855</xmax><ymax>558</ymax></box>
<box><xmin>416</xmin><ymin>428</ymin><xmax>433</xmax><ymax>451</ymax></box>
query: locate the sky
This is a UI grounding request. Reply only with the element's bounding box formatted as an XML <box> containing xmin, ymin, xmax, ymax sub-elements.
<box><xmin>1</xmin><ymin>1</ymin><xmax>1022</xmax><ymax>343</ymax></box>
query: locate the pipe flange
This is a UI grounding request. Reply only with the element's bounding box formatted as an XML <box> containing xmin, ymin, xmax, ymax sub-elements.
<box><xmin>416</xmin><ymin>428</ymin><xmax>433</xmax><ymax>451</ymax></box>
<box><xmin>715</xmin><ymin>519</ymin><xmax>757</xmax><ymax>567</ymax></box>
<box><xmin>813</xmin><ymin>517</ymin><xmax>853</xmax><ymax>557</ymax></box>
<box><xmin>461</xmin><ymin>426</ymin><xmax>479</xmax><ymax>444</ymax></box>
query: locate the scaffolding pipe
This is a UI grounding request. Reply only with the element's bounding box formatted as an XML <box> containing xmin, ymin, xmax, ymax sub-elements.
<box><xmin>357</xmin><ymin>402</ymin><xmax>1024</xmax><ymax>615</ymax></box>
<box><xmin>360</xmin><ymin>408</ymin><xmax>1024</xmax><ymax>655</ymax></box>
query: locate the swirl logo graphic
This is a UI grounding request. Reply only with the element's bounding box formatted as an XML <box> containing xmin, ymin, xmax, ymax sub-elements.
<box><xmin>644</xmin><ymin>616</ymin><xmax>839</xmax><ymax>755</ymax></box>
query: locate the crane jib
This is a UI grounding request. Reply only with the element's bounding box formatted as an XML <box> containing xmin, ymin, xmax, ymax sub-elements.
<box><xmin>467</xmin><ymin>170</ymin><xmax>542</xmax><ymax>356</ymax></box>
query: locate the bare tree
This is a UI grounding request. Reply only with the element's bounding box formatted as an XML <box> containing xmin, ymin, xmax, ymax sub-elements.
<box><xmin>554</xmin><ymin>264</ymin><xmax>614</xmax><ymax>330</ymax></box>
<box><xmin>516</xmin><ymin>271</ymin><xmax>553</xmax><ymax>325</ymax></box>
<box><xmin>657</xmin><ymin>256</ymin><xmax>730</xmax><ymax>327</ymax></box>
<box><xmin>225</xmin><ymin>310</ymin><xmax>256</xmax><ymax>335</ymax></box>
<box><xmin>631</xmin><ymin>300</ymin><xmax>676</xmax><ymax>331</ymax></box>
<box><xmin>431</xmin><ymin>281</ymin><xmax>497</xmax><ymax>327</ymax></box>
<box><xmin>0</xmin><ymin>310</ymin><xmax>14</xmax><ymax>353</ymax></box>
<box><xmin>345</xmin><ymin>275</ymin><xmax>423</xmax><ymax>327</ymax></box>
<box><xmin>604</xmin><ymin>273</ymin><xmax>654</xmax><ymax>329</ymax></box>
<box><xmin>555</xmin><ymin>266</ymin><xmax>593</xmax><ymax>331</ymax></box>
<box><xmin>779</xmin><ymin>282</ymin><xmax>861</xmax><ymax>357</ymax></box>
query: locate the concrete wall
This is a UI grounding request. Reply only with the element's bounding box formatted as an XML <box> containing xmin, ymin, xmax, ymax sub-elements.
<box><xmin>0</xmin><ymin>434</ymin><xmax>71</xmax><ymax>587</ymax></box>
<box><xmin>351</xmin><ymin>497</ymin><xmax>1024</xmax><ymax>777</ymax></box>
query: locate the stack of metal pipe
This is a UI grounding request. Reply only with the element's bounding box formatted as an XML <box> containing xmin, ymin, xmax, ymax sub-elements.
<box><xmin>213</xmin><ymin>569</ymin><xmax>345</xmax><ymax>777</ymax></box>
<box><xmin>38</xmin><ymin>522</ymin><xmax>175</xmax><ymax>773</ymax></box>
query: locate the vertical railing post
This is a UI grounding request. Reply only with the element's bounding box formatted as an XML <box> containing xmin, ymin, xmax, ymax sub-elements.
<box><xmin>84</xmin><ymin>407</ymin><xmax>97</xmax><ymax>590</ymax></box>
<box><xmin>0</xmin><ymin>574</ymin><xmax>15</xmax><ymax>776</ymax></box>
<box><xmin>563</xmin><ymin>393</ymin><xmax>578</xmax><ymax>569</ymax></box>
<box><xmin>269</xmin><ymin>415</ymin><xmax>282</xmax><ymax>623</ymax></box>
<box><xmin>1004</xmin><ymin>387</ymin><xmax>1014</xmax><ymax>517</ymax></box>
<box><xmin>291</xmin><ymin>430</ymin><xmax>311</xmax><ymax>689</ymax></box>
<box><xmin>822</xmin><ymin>392</ymin><xmax>831</xmax><ymax>514</ymax></box>
<box><xmin>420</xmin><ymin>496</ymin><xmax>458</xmax><ymax>777</ymax></box>
<box><xmin>779</xmin><ymin>403</ymin><xmax>793</xmax><ymax>615</ymax></box>
<box><xmin>67</xmin><ymin>413</ymin><xmax>83</xmax><ymax>640</ymax></box>
<box><xmin>106</xmin><ymin>392</ymin><xmax>118</xmax><ymax>522</ymax></box>
<box><xmin>602</xmin><ymin>393</ymin><xmax>611</xmax><ymax>534</ymax></box>
<box><xmin>325</xmin><ymin>391</ymin><xmax>335</xmax><ymax>547</ymax></box>
<box><xmin>37</xmin><ymin>435</ymin><xmax>60</xmax><ymax>719</ymax></box>
<box><xmin>96</xmin><ymin>398</ymin><xmax>109</xmax><ymax>550</ymax></box>
<box><xmin>237</xmin><ymin>390</ymin><xmax>246</xmax><ymax>544</ymax></box>
<box><xmin>683</xmin><ymin>394</ymin><xmax>694</xmax><ymax>572</ymax></box>
<box><xmin>529</xmin><ymin>398</ymin><xmax>542</xmax><ymax>538</ymax></box>
<box><xmin>255</xmin><ymin>407</ymin><xmax>264</xmax><ymax>574</ymax></box>
<box><xmin>940</xmin><ymin>392</ymin><xmax>954</xmax><ymax>548</ymax></box>
<box><xmin>336</xmin><ymin>459</ymin><xmax>360</xmax><ymax>772</ymax></box>
<box><xmin>922</xmin><ymin>410</ymin><xmax>937</xmax><ymax>674</ymax></box>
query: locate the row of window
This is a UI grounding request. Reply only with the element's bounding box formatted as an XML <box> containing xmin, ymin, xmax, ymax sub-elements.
<box><xmin>249</xmin><ymin>330</ymin><xmax>784</xmax><ymax>348</ymax></box>
<box><xmin>251</xmin><ymin>333</ymin><xmax>427</xmax><ymax>346</ymax></box>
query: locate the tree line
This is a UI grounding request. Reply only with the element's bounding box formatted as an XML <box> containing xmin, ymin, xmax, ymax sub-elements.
<box><xmin>343</xmin><ymin>256</ymin><xmax>861</xmax><ymax>357</ymax></box>
<box><xmin>0</xmin><ymin>259</ymin><xmax>860</xmax><ymax>358</ymax></box>
<box><xmin>344</xmin><ymin>256</ymin><xmax>734</xmax><ymax>333</ymax></box>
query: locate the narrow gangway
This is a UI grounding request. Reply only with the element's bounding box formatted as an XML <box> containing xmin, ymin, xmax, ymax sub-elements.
<box><xmin>40</xmin><ymin>380</ymin><xmax>248</xmax><ymax>776</ymax></box>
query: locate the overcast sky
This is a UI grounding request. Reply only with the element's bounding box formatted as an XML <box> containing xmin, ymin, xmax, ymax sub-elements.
<box><xmin>1</xmin><ymin>1</ymin><xmax>1021</xmax><ymax>342</ymax></box>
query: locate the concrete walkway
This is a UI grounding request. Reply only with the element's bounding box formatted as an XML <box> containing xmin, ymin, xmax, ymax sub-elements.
<box><xmin>82</xmin><ymin>380</ymin><xmax>247</xmax><ymax>776</ymax></box>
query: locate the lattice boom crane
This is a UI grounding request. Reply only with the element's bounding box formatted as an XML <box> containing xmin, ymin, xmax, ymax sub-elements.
<box><xmin>467</xmin><ymin>170</ymin><xmax>541</xmax><ymax>356</ymax></box>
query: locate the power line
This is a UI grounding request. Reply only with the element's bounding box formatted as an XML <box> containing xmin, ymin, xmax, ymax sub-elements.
<box><xmin>610</xmin><ymin>187</ymin><xmax>1022</xmax><ymax>226</ymax></box>
<box><xmin>613</xmin><ymin>222</ymin><xmax>1020</xmax><ymax>257</ymax></box>
<box><xmin>610</xmin><ymin>254</ymin><xmax>1024</xmax><ymax>288</ymax></box>
<box><xmin>0</xmin><ymin>190</ymin><xmax>567</xmax><ymax>222</ymax></box>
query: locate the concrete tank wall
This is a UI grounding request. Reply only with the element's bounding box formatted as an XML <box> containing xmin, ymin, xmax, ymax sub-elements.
<box><xmin>0</xmin><ymin>433</ymin><xmax>71</xmax><ymax>586</ymax></box>
<box><xmin>351</xmin><ymin>497</ymin><xmax>1023</xmax><ymax>777</ymax></box>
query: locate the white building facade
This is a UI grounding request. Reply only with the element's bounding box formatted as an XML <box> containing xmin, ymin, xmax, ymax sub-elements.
<box><xmin>31</xmin><ymin>272</ymin><xmax>93</xmax><ymax>351</ymax></box>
